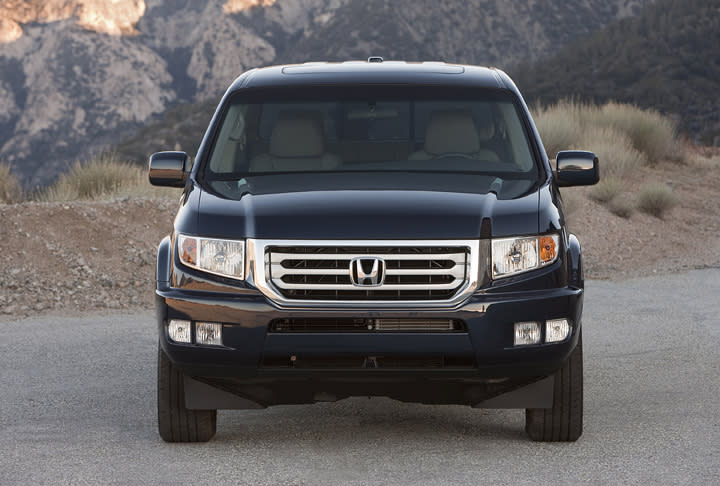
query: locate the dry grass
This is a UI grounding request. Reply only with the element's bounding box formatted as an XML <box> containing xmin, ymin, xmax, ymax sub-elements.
<box><xmin>589</xmin><ymin>177</ymin><xmax>624</xmax><ymax>203</ymax></box>
<box><xmin>0</xmin><ymin>162</ymin><xmax>24</xmax><ymax>204</ymax></box>
<box><xmin>594</xmin><ymin>102</ymin><xmax>679</xmax><ymax>164</ymax></box>
<box><xmin>532</xmin><ymin>101</ymin><xmax>583</xmax><ymax>159</ymax></box>
<box><xmin>533</xmin><ymin>100</ymin><xmax>679</xmax><ymax>164</ymax></box>
<box><xmin>576</xmin><ymin>126</ymin><xmax>646</xmax><ymax>180</ymax></box>
<box><xmin>687</xmin><ymin>152</ymin><xmax>720</xmax><ymax>170</ymax></box>
<box><xmin>608</xmin><ymin>198</ymin><xmax>634</xmax><ymax>219</ymax></box>
<box><xmin>534</xmin><ymin>100</ymin><xmax>686</xmax><ymax>221</ymax></box>
<box><xmin>37</xmin><ymin>153</ymin><xmax>178</xmax><ymax>202</ymax></box>
<box><xmin>636</xmin><ymin>183</ymin><xmax>677</xmax><ymax>218</ymax></box>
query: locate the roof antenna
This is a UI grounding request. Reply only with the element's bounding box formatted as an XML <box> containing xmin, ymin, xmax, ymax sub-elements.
<box><xmin>367</xmin><ymin>56</ymin><xmax>383</xmax><ymax>63</ymax></box>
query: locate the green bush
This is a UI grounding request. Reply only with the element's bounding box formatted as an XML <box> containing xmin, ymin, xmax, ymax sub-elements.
<box><xmin>0</xmin><ymin>162</ymin><xmax>24</xmax><ymax>203</ymax></box>
<box><xmin>636</xmin><ymin>183</ymin><xmax>677</xmax><ymax>218</ymax></box>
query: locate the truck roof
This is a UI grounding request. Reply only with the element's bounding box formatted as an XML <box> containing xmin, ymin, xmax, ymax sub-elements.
<box><xmin>228</xmin><ymin>60</ymin><xmax>513</xmax><ymax>93</ymax></box>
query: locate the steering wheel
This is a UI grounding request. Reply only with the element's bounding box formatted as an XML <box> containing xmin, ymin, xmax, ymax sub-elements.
<box><xmin>437</xmin><ymin>152</ymin><xmax>475</xmax><ymax>159</ymax></box>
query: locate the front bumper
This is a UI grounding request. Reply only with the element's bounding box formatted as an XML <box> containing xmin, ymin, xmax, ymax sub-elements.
<box><xmin>157</xmin><ymin>283</ymin><xmax>582</xmax><ymax>380</ymax></box>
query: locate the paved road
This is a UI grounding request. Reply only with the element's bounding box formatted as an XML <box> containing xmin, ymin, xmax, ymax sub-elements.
<box><xmin>1</xmin><ymin>270</ymin><xmax>719</xmax><ymax>486</ymax></box>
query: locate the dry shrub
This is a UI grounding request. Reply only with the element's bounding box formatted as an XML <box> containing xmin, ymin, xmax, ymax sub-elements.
<box><xmin>636</xmin><ymin>183</ymin><xmax>677</xmax><ymax>218</ymax></box>
<box><xmin>532</xmin><ymin>100</ymin><xmax>584</xmax><ymax>159</ymax></box>
<box><xmin>574</xmin><ymin>126</ymin><xmax>646</xmax><ymax>180</ymax></box>
<box><xmin>39</xmin><ymin>152</ymin><xmax>178</xmax><ymax>202</ymax></box>
<box><xmin>608</xmin><ymin>198</ymin><xmax>633</xmax><ymax>219</ymax></box>
<box><xmin>593</xmin><ymin>102</ymin><xmax>679</xmax><ymax>164</ymax></box>
<box><xmin>533</xmin><ymin>100</ymin><xmax>680</xmax><ymax>165</ymax></box>
<box><xmin>589</xmin><ymin>177</ymin><xmax>624</xmax><ymax>203</ymax></box>
<box><xmin>0</xmin><ymin>162</ymin><xmax>24</xmax><ymax>203</ymax></box>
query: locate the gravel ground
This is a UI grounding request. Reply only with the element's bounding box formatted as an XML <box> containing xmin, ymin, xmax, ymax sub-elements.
<box><xmin>1</xmin><ymin>270</ymin><xmax>719</xmax><ymax>485</ymax></box>
<box><xmin>0</xmin><ymin>197</ymin><xmax>177</xmax><ymax>317</ymax></box>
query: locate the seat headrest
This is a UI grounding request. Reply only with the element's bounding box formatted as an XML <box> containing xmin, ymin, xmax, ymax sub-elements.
<box><xmin>475</xmin><ymin>106</ymin><xmax>496</xmax><ymax>142</ymax></box>
<box><xmin>269</xmin><ymin>112</ymin><xmax>324</xmax><ymax>158</ymax></box>
<box><xmin>424</xmin><ymin>111</ymin><xmax>480</xmax><ymax>155</ymax></box>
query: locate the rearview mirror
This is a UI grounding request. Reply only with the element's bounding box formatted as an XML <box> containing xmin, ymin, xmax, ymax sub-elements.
<box><xmin>555</xmin><ymin>151</ymin><xmax>599</xmax><ymax>187</ymax></box>
<box><xmin>148</xmin><ymin>151</ymin><xmax>190</xmax><ymax>187</ymax></box>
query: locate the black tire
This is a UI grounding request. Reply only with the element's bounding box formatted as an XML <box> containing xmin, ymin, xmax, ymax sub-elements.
<box><xmin>157</xmin><ymin>345</ymin><xmax>217</xmax><ymax>442</ymax></box>
<box><xmin>525</xmin><ymin>331</ymin><xmax>583</xmax><ymax>442</ymax></box>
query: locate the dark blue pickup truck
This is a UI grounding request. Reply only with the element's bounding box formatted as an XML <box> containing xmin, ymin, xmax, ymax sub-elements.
<box><xmin>149</xmin><ymin>59</ymin><xmax>599</xmax><ymax>443</ymax></box>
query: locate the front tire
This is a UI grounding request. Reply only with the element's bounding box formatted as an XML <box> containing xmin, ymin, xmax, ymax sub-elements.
<box><xmin>525</xmin><ymin>331</ymin><xmax>583</xmax><ymax>442</ymax></box>
<box><xmin>157</xmin><ymin>345</ymin><xmax>217</xmax><ymax>442</ymax></box>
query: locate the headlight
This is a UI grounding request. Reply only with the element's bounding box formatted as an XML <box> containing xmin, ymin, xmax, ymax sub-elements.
<box><xmin>177</xmin><ymin>234</ymin><xmax>245</xmax><ymax>280</ymax></box>
<box><xmin>492</xmin><ymin>234</ymin><xmax>559</xmax><ymax>279</ymax></box>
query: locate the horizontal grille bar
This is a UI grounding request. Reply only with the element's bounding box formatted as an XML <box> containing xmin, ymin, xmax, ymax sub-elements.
<box><xmin>271</xmin><ymin>281</ymin><xmax>462</xmax><ymax>291</ymax></box>
<box><xmin>267</xmin><ymin>245</ymin><xmax>470</xmax><ymax>301</ymax></box>
<box><xmin>270</xmin><ymin>252</ymin><xmax>466</xmax><ymax>262</ymax></box>
<box><xmin>269</xmin><ymin>264</ymin><xmax>465</xmax><ymax>277</ymax></box>
<box><xmin>270</xmin><ymin>246</ymin><xmax>464</xmax><ymax>254</ymax></box>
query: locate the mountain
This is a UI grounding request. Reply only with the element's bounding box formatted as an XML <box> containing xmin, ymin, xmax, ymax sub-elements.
<box><xmin>0</xmin><ymin>0</ymin><xmax>649</xmax><ymax>187</ymax></box>
<box><xmin>277</xmin><ymin>0</ymin><xmax>648</xmax><ymax>67</ymax></box>
<box><xmin>511</xmin><ymin>0</ymin><xmax>720</xmax><ymax>144</ymax></box>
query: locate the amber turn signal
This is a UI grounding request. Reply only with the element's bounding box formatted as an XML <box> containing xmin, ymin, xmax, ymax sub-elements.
<box><xmin>178</xmin><ymin>235</ymin><xmax>197</xmax><ymax>265</ymax></box>
<box><xmin>539</xmin><ymin>235</ymin><xmax>557</xmax><ymax>264</ymax></box>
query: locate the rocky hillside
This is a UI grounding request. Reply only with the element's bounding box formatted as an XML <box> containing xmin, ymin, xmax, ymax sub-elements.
<box><xmin>278</xmin><ymin>0</ymin><xmax>647</xmax><ymax>67</ymax></box>
<box><xmin>0</xmin><ymin>0</ymin><xmax>648</xmax><ymax>187</ymax></box>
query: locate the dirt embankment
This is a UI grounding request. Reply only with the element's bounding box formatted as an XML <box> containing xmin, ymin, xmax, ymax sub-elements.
<box><xmin>569</xmin><ymin>159</ymin><xmax>720</xmax><ymax>279</ymax></box>
<box><xmin>1</xmin><ymin>158</ymin><xmax>719</xmax><ymax>319</ymax></box>
<box><xmin>0</xmin><ymin>197</ymin><xmax>177</xmax><ymax>317</ymax></box>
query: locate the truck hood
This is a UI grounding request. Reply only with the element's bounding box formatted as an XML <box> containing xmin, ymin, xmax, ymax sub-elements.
<box><xmin>189</xmin><ymin>173</ymin><xmax>541</xmax><ymax>240</ymax></box>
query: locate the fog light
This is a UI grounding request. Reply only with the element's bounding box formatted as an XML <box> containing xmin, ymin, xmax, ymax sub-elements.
<box><xmin>196</xmin><ymin>322</ymin><xmax>223</xmax><ymax>346</ymax></box>
<box><xmin>514</xmin><ymin>322</ymin><xmax>541</xmax><ymax>346</ymax></box>
<box><xmin>168</xmin><ymin>319</ymin><xmax>191</xmax><ymax>343</ymax></box>
<box><xmin>546</xmin><ymin>318</ymin><xmax>571</xmax><ymax>343</ymax></box>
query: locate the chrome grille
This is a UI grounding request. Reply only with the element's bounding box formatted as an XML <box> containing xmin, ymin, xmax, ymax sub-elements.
<box><xmin>267</xmin><ymin>245</ymin><xmax>469</xmax><ymax>301</ymax></box>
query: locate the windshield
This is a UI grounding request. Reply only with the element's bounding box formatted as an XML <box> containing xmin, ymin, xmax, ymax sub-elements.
<box><xmin>203</xmin><ymin>86</ymin><xmax>539</xmax><ymax>181</ymax></box>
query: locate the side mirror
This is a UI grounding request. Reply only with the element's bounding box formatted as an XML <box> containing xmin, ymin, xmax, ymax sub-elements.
<box><xmin>555</xmin><ymin>150</ymin><xmax>599</xmax><ymax>187</ymax></box>
<box><xmin>148</xmin><ymin>151</ymin><xmax>190</xmax><ymax>187</ymax></box>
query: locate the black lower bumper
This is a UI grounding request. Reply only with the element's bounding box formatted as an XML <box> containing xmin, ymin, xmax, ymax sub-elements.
<box><xmin>156</xmin><ymin>283</ymin><xmax>582</xmax><ymax>408</ymax></box>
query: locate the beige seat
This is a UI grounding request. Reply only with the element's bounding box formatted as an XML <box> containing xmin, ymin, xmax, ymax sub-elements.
<box><xmin>409</xmin><ymin>110</ymin><xmax>500</xmax><ymax>162</ymax></box>
<box><xmin>250</xmin><ymin>112</ymin><xmax>340</xmax><ymax>172</ymax></box>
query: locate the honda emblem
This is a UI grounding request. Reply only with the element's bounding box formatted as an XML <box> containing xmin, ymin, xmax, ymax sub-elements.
<box><xmin>350</xmin><ymin>257</ymin><xmax>386</xmax><ymax>287</ymax></box>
